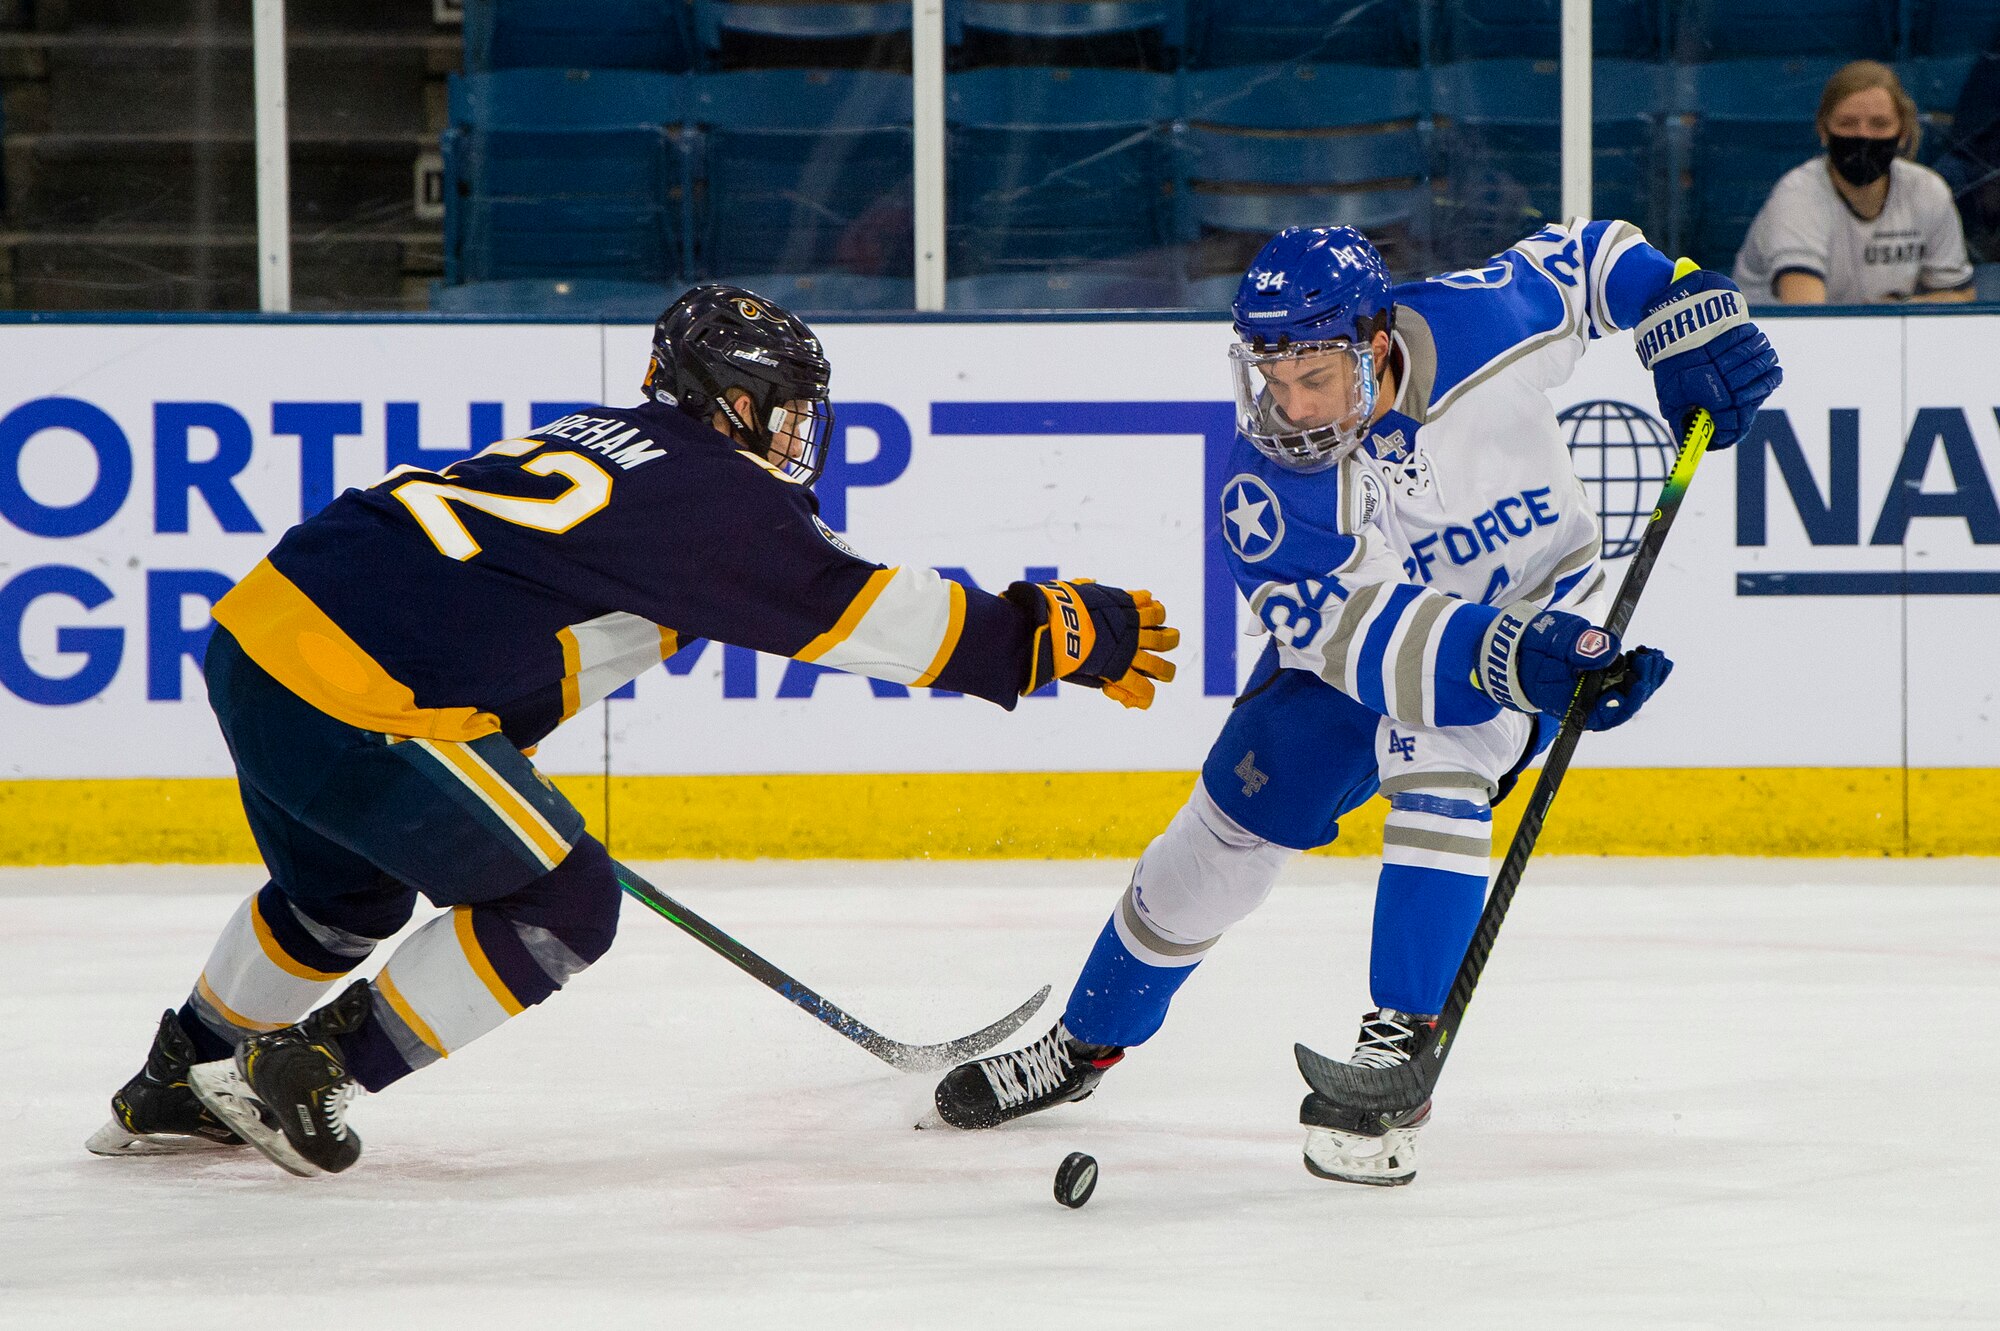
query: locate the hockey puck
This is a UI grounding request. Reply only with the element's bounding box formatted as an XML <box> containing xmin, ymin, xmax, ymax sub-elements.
<box><xmin>1054</xmin><ymin>1152</ymin><xmax>1098</xmax><ymax>1209</ymax></box>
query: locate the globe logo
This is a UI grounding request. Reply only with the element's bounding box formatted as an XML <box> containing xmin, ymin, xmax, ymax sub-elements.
<box><xmin>1560</xmin><ymin>400</ymin><xmax>1676</xmax><ymax>559</ymax></box>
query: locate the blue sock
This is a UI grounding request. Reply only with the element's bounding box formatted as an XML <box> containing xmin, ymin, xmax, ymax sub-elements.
<box><xmin>1061</xmin><ymin>915</ymin><xmax>1204</xmax><ymax>1048</ymax></box>
<box><xmin>1368</xmin><ymin>863</ymin><xmax>1485</xmax><ymax>1016</ymax></box>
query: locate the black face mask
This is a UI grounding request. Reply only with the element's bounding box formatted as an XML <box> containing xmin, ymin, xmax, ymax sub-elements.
<box><xmin>1827</xmin><ymin>134</ymin><xmax>1900</xmax><ymax>188</ymax></box>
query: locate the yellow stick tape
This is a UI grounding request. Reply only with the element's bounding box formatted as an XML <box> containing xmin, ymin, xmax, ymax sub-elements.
<box><xmin>4</xmin><ymin>769</ymin><xmax>1995</xmax><ymax>864</ymax></box>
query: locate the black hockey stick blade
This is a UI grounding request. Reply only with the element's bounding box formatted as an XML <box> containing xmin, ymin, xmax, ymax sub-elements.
<box><xmin>1294</xmin><ymin>402</ymin><xmax>1717</xmax><ymax>1125</ymax></box>
<box><xmin>1294</xmin><ymin>1037</ymin><xmax>1439</xmax><ymax>1119</ymax></box>
<box><xmin>615</xmin><ymin>860</ymin><xmax>1049</xmax><ymax>1074</ymax></box>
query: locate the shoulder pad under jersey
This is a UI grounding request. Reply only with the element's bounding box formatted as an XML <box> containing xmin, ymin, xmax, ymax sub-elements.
<box><xmin>1387</xmin><ymin>256</ymin><xmax>1571</xmax><ymax>419</ymax></box>
<box><xmin>1218</xmin><ymin>435</ymin><xmax>1372</xmax><ymax>591</ymax></box>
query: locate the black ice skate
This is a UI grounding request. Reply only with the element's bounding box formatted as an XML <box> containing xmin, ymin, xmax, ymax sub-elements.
<box><xmin>929</xmin><ymin>1022</ymin><xmax>1124</xmax><ymax>1130</ymax></box>
<box><xmin>189</xmin><ymin>979</ymin><xmax>371</xmax><ymax>1178</ymax></box>
<box><xmin>1300</xmin><ymin>1009</ymin><xmax>1435</xmax><ymax>1187</ymax></box>
<box><xmin>86</xmin><ymin>1010</ymin><xmax>246</xmax><ymax>1156</ymax></box>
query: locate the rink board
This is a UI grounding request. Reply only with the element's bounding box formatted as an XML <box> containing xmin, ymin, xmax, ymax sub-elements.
<box><xmin>2</xmin><ymin>312</ymin><xmax>1997</xmax><ymax>859</ymax></box>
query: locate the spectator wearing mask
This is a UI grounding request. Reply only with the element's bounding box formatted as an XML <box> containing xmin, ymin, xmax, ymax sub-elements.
<box><xmin>1734</xmin><ymin>60</ymin><xmax>1975</xmax><ymax>304</ymax></box>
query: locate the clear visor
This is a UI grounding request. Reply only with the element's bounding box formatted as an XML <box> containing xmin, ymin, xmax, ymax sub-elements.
<box><xmin>767</xmin><ymin>398</ymin><xmax>834</xmax><ymax>486</ymax></box>
<box><xmin>1228</xmin><ymin>339</ymin><xmax>1376</xmax><ymax>474</ymax></box>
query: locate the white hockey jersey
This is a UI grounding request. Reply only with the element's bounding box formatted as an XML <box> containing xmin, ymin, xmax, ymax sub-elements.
<box><xmin>1219</xmin><ymin>218</ymin><xmax>1677</xmax><ymax>728</ymax></box>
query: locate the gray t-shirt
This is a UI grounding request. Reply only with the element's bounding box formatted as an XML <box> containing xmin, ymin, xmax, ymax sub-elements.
<box><xmin>1732</xmin><ymin>157</ymin><xmax>1973</xmax><ymax>303</ymax></box>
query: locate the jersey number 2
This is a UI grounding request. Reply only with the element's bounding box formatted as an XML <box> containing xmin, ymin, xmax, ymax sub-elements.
<box><xmin>390</xmin><ymin>443</ymin><xmax>613</xmax><ymax>561</ymax></box>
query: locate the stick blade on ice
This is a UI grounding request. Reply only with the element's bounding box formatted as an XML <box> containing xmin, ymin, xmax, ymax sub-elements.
<box><xmin>866</xmin><ymin>985</ymin><xmax>1051</xmax><ymax>1074</ymax></box>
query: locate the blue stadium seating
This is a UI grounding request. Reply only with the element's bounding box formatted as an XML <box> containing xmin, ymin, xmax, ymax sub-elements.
<box><xmin>1185</xmin><ymin>0</ymin><xmax>1422</xmax><ymax>71</ymax></box>
<box><xmin>951</xmin><ymin>1</ymin><xmax>1180</xmax><ymax>43</ymax></box>
<box><xmin>1900</xmin><ymin>54</ymin><xmax>1979</xmax><ymax>165</ymax></box>
<box><xmin>1430</xmin><ymin>58</ymin><xmax>1667</xmax><ymax>259</ymax></box>
<box><xmin>1180</xmin><ymin>64</ymin><xmax>1430</xmax><ymax>259</ymax></box>
<box><xmin>1178</xmin><ymin>270</ymin><xmax>1243</xmax><ymax>311</ymax></box>
<box><xmin>696</xmin><ymin>1</ymin><xmax>911</xmax><ymax>68</ymax></box>
<box><xmin>947</xmin><ymin>68</ymin><xmax>1177</xmax><ymax>276</ymax></box>
<box><xmin>1438</xmin><ymin>0</ymin><xmax>1663</xmax><ymax>60</ymax></box>
<box><xmin>1909</xmin><ymin>0</ymin><xmax>2000</xmax><ymax>56</ymax></box>
<box><xmin>462</xmin><ymin>0</ymin><xmax>697</xmax><ymax>72</ymax></box>
<box><xmin>691</xmin><ymin>70</ymin><xmax>914</xmax><ymax>278</ymax></box>
<box><xmin>950</xmin><ymin>2</ymin><xmax>1182</xmax><ymax>68</ymax></box>
<box><xmin>443</xmin><ymin>70</ymin><xmax>689</xmax><ymax>284</ymax></box>
<box><xmin>1670</xmin><ymin>0</ymin><xmax>1897</xmax><ymax>61</ymax></box>
<box><xmin>1679</xmin><ymin>58</ymin><xmax>1843</xmax><ymax>270</ymax></box>
<box><xmin>428</xmin><ymin>278</ymin><xmax>680</xmax><ymax>318</ymax></box>
<box><xmin>709</xmin><ymin>271</ymin><xmax>915</xmax><ymax>310</ymax></box>
<box><xmin>945</xmin><ymin>269</ymin><xmax>1179</xmax><ymax>308</ymax></box>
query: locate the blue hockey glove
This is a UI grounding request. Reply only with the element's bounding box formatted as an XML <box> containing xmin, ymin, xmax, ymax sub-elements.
<box><xmin>1477</xmin><ymin>604</ymin><xmax>1673</xmax><ymax>731</ymax></box>
<box><xmin>1633</xmin><ymin>266</ymin><xmax>1783</xmax><ymax>450</ymax></box>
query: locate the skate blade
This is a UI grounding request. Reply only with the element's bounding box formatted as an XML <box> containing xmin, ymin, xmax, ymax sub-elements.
<box><xmin>187</xmin><ymin>1060</ymin><xmax>325</xmax><ymax>1179</ymax></box>
<box><xmin>84</xmin><ymin>1119</ymin><xmax>240</xmax><ymax>1157</ymax></box>
<box><xmin>1302</xmin><ymin>1153</ymin><xmax>1415</xmax><ymax>1187</ymax></box>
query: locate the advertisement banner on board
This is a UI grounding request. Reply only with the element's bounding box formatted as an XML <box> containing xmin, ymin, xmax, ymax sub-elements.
<box><xmin>2</xmin><ymin>315</ymin><xmax>1996</xmax><ymax>779</ymax></box>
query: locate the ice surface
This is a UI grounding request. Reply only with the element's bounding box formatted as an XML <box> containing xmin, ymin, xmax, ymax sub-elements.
<box><xmin>3</xmin><ymin>859</ymin><xmax>1996</xmax><ymax>1329</ymax></box>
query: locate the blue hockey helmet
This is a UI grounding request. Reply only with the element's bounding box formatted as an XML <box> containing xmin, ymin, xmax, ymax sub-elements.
<box><xmin>1231</xmin><ymin>225</ymin><xmax>1393</xmax><ymax>349</ymax></box>
<box><xmin>1228</xmin><ymin>227</ymin><xmax>1395</xmax><ymax>472</ymax></box>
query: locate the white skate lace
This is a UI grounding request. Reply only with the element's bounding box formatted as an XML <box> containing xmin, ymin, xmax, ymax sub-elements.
<box><xmin>978</xmin><ymin>1027</ymin><xmax>1076</xmax><ymax>1109</ymax></box>
<box><xmin>1350</xmin><ymin>1011</ymin><xmax>1423</xmax><ymax>1070</ymax></box>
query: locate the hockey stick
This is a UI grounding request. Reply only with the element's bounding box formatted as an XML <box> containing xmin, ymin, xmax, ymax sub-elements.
<box><xmin>1295</xmin><ymin>403</ymin><xmax>1716</xmax><ymax>1126</ymax></box>
<box><xmin>614</xmin><ymin>860</ymin><xmax>1050</xmax><ymax>1074</ymax></box>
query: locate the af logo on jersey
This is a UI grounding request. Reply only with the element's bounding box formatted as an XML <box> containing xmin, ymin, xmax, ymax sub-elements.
<box><xmin>1222</xmin><ymin>474</ymin><xmax>1285</xmax><ymax>563</ymax></box>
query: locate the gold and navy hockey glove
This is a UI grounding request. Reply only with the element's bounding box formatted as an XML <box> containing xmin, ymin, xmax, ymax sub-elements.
<box><xmin>1004</xmin><ymin>579</ymin><xmax>1181</xmax><ymax>710</ymax></box>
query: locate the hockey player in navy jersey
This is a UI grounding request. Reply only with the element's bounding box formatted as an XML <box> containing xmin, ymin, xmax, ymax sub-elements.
<box><xmin>931</xmin><ymin>223</ymin><xmax>1782</xmax><ymax>1184</ymax></box>
<box><xmin>86</xmin><ymin>285</ymin><xmax>1179</xmax><ymax>1177</ymax></box>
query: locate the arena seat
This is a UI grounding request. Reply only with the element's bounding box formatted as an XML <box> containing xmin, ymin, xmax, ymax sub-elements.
<box><xmin>1179</xmin><ymin>64</ymin><xmax>1429</xmax><ymax>277</ymax></box>
<box><xmin>444</xmin><ymin>69</ymin><xmax>688</xmax><ymax>284</ymax></box>
<box><xmin>428</xmin><ymin>278</ymin><xmax>681</xmax><ymax>317</ymax></box>
<box><xmin>1437</xmin><ymin>0</ymin><xmax>1663</xmax><ymax>61</ymax></box>
<box><xmin>945</xmin><ymin>269</ymin><xmax>1178</xmax><ymax>309</ymax></box>
<box><xmin>708</xmin><ymin>270</ymin><xmax>915</xmax><ymax>310</ymax></box>
<box><xmin>1680</xmin><ymin>58</ymin><xmax>1843</xmax><ymax>271</ymax></box>
<box><xmin>691</xmin><ymin>69</ymin><xmax>913</xmax><ymax>278</ymax></box>
<box><xmin>461</xmin><ymin>0</ymin><xmax>697</xmax><ymax>72</ymax></box>
<box><xmin>1177</xmin><ymin>270</ymin><xmax>1243</xmax><ymax>311</ymax></box>
<box><xmin>1670</xmin><ymin>0</ymin><xmax>1897</xmax><ymax>62</ymax></box>
<box><xmin>1430</xmin><ymin>58</ymin><xmax>1667</xmax><ymax>261</ymax></box>
<box><xmin>950</xmin><ymin>2</ymin><xmax>1181</xmax><ymax>70</ymax></box>
<box><xmin>1184</xmin><ymin>0</ymin><xmax>1421</xmax><ymax>71</ymax></box>
<box><xmin>1907</xmin><ymin>0</ymin><xmax>2000</xmax><ymax>57</ymax></box>
<box><xmin>695</xmin><ymin>1</ymin><xmax>912</xmax><ymax>70</ymax></box>
<box><xmin>946</xmin><ymin>67</ymin><xmax>1176</xmax><ymax>277</ymax></box>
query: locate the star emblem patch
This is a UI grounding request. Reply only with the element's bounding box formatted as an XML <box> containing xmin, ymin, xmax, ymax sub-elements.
<box><xmin>1221</xmin><ymin>474</ymin><xmax>1286</xmax><ymax>563</ymax></box>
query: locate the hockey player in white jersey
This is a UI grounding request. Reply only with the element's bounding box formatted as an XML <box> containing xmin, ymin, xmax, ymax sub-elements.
<box><xmin>930</xmin><ymin>222</ymin><xmax>1783</xmax><ymax>1183</ymax></box>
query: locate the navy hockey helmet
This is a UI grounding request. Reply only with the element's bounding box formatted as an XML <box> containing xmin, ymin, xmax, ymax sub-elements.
<box><xmin>1229</xmin><ymin>227</ymin><xmax>1395</xmax><ymax>472</ymax></box>
<box><xmin>645</xmin><ymin>284</ymin><xmax>835</xmax><ymax>485</ymax></box>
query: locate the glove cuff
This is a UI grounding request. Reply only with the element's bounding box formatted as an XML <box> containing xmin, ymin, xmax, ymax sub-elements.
<box><xmin>1633</xmin><ymin>277</ymin><xmax>1750</xmax><ymax>371</ymax></box>
<box><xmin>1475</xmin><ymin>600</ymin><xmax>1541</xmax><ymax>714</ymax></box>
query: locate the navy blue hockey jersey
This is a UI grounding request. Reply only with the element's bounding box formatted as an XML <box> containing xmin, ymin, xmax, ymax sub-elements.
<box><xmin>214</xmin><ymin>401</ymin><xmax>1029</xmax><ymax>748</ymax></box>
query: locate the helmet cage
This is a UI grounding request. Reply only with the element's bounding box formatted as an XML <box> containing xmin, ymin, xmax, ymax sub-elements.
<box><xmin>1228</xmin><ymin>338</ymin><xmax>1378</xmax><ymax>474</ymax></box>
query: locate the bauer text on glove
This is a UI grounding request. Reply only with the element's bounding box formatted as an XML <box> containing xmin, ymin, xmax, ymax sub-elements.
<box><xmin>1475</xmin><ymin>603</ymin><xmax>1673</xmax><ymax>731</ymax></box>
<box><xmin>1003</xmin><ymin>580</ymin><xmax>1181</xmax><ymax>710</ymax></box>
